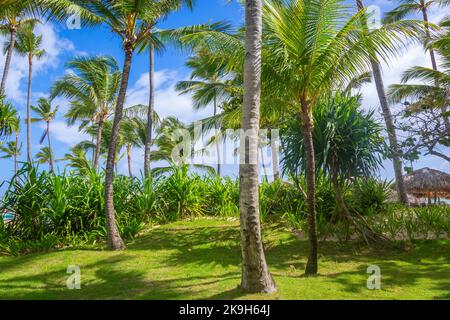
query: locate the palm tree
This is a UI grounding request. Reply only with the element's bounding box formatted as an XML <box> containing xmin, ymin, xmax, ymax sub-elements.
<box><xmin>136</xmin><ymin>0</ymin><xmax>195</xmax><ymax>178</ymax></box>
<box><xmin>176</xmin><ymin>49</ymin><xmax>233</xmax><ymax>176</ymax></box>
<box><xmin>60</xmin><ymin>145</ymin><xmax>93</xmax><ymax>176</ymax></box>
<box><xmin>35</xmin><ymin>146</ymin><xmax>52</xmax><ymax>169</ymax></box>
<box><xmin>180</xmin><ymin>0</ymin><xmax>424</xmax><ymax>274</ymax></box>
<box><xmin>384</xmin><ymin>0</ymin><xmax>449</xmax><ymax>71</ymax></box>
<box><xmin>260</xmin><ymin>0</ymin><xmax>424</xmax><ymax>274</ymax></box>
<box><xmin>0</xmin><ymin>0</ymin><xmax>38</xmax><ymax>94</ymax></box>
<box><xmin>121</xmin><ymin>118</ymin><xmax>143</xmax><ymax>178</ymax></box>
<box><xmin>53</xmin><ymin>0</ymin><xmax>192</xmax><ymax>250</ymax></box>
<box><xmin>51</xmin><ymin>56</ymin><xmax>120</xmax><ymax>171</ymax></box>
<box><xmin>0</xmin><ymin>140</ymin><xmax>21</xmax><ymax>175</ymax></box>
<box><xmin>282</xmin><ymin>93</ymin><xmax>385</xmax><ymax>240</ymax></box>
<box><xmin>31</xmin><ymin>98</ymin><xmax>58</xmax><ymax>172</ymax></box>
<box><xmin>238</xmin><ymin>0</ymin><xmax>276</xmax><ymax>293</ymax></box>
<box><xmin>6</xmin><ymin>22</ymin><xmax>45</xmax><ymax>162</ymax></box>
<box><xmin>387</xmin><ymin>41</ymin><xmax>450</xmax><ymax>131</ymax></box>
<box><xmin>355</xmin><ymin>0</ymin><xmax>409</xmax><ymax>205</ymax></box>
<box><xmin>0</xmin><ymin>95</ymin><xmax>18</xmax><ymax>138</ymax></box>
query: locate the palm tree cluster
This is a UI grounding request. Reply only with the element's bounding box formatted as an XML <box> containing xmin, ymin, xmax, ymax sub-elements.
<box><xmin>1</xmin><ymin>0</ymin><xmax>449</xmax><ymax>294</ymax></box>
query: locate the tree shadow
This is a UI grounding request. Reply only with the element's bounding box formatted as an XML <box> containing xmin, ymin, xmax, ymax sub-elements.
<box><xmin>0</xmin><ymin>220</ymin><xmax>448</xmax><ymax>299</ymax></box>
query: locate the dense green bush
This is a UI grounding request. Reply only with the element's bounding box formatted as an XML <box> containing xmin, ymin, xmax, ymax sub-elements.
<box><xmin>1</xmin><ymin>165</ymin><xmax>448</xmax><ymax>255</ymax></box>
<box><xmin>350</xmin><ymin>178</ymin><xmax>392</xmax><ymax>214</ymax></box>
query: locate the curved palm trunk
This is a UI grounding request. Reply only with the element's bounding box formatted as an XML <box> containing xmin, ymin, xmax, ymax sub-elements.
<box><xmin>300</xmin><ymin>107</ymin><xmax>318</xmax><ymax>275</ymax></box>
<box><xmin>93</xmin><ymin>117</ymin><xmax>104</xmax><ymax>171</ymax></box>
<box><xmin>0</xmin><ymin>28</ymin><xmax>15</xmax><ymax>95</ymax></box>
<box><xmin>356</xmin><ymin>0</ymin><xmax>408</xmax><ymax>205</ymax></box>
<box><xmin>127</xmin><ymin>144</ymin><xmax>132</xmax><ymax>178</ymax></box>
<box><xmin>26</xmin><ymin>55</ymin><xmax>32</xmax><ymax>163</ymax></box>
<box><xmin>214</xmin><ymin>96</ymin><xmax>221</xmax><ymax>176</ymax></box>
<box><xmin>104</xmin><ymin>48</ymin><xmax>134</xmax><ymax>250</ymax></box>
<box><xmin>239</xmin><ymin>0</ymin><xmax>276</xmax><ymax>293</ymax></box>
<box><xmin>144</xmin><ymin>43</ymin><xmax>155</xmax><ymax>178</ymax></box>
<box><xmin>47</xmin><ymin>121</ymin><xmax>54</xmax><ymax>172</ymax></box>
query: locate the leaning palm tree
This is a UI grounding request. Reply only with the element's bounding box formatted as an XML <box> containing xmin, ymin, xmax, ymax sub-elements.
<box><xmin>31</xmin><ymin>98</ymin><xmax>58</xmax><ymax>172</ymax></box>
<box><xmin>0</xmin><ymin>0</ymin><xmax>39</xmax><ymax>94</ymax></box>
<box><xmin>355</xmin><ymin>0</ymin><xmax>410</xmax><ymax>204</ymax></box>
<box><xmin>6</xmin><ymin>23</ymin><xmax>45</xmax><ymax>162</ymax></box>
<box><xmin>51</xmin><ymin>0</ymin><xmax>194</xmax><ymax>250</ymax></box>
<box><xmin>50</xmin><ymin>56</ymin><xmax>120</xmax><ymax>171</ymax></box>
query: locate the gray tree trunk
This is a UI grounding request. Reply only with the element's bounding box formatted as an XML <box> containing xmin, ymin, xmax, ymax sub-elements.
<box><xmin>0</xmin><ymin>28</ymin><xmax>15</xmax><ymax>95</ymax></box>
<box><xmin>93</xmin><ymin>117</ymin><xmax>104</xmax><ymax>171</ymax></box>
<box><xmin>26</xmin><ymin>55</ymin><xmax>32</xmax><ymax>163</ymax></box>
<box><xmin>239</xmin><ymin>0</ymin><xmax>276</xmax><ymax>293</ymax></box>
<box><xmin>300</xmin><ymin>107</ymin><xmax>318</xmax><ymax>275</ymax></box>
<box><xmin>356</xmin><ymin>0</ymin><xmax>408</xmax><ymax>205</ymax></box>
<box><xmin>214</xmin><ymin>96</ymin><xmax>221</xmax><ymax>176</ymax></box>
<box><xmin>104</xmin><ymin>47</ymin><xmax>134</xmax><ymax>250</ymax></box>
<box><xmin>421</xmin><ymin>7</ymin><xmax>450</xmax><ymax>132</ymax></box>
<box><xmin>47</xmin><ymin>121</ymin><xmax>54</xmax><ymax>172</ymax></box>
<box><xmin>270</xmin><ymin>129</ymin><xmax>280</xmax><ymax>180</ymax></box>
<box><xmin>144</xmin><ymin>43</ymin><xmax>155</xmax><ymax>178</ymax></box>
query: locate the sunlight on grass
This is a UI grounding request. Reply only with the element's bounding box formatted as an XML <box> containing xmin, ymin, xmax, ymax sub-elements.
<box><xmin>0</xmin><ymin>218</ymin><xmax>448</xmax><ymax>300</ymax></box>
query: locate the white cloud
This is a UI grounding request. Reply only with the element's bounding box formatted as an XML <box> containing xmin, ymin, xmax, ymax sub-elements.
<box><xmin>0</xmin><ymin>22</ymin><xmax>75</xmax><ymax>103</ymax></box>
<box><xmin>126</xmin><ymin>69</ymin><xmax>214</xmax><ymax>124</ymax></box>
<box><xmin>50</xmin><ymin>121</ymin><xmax>89</xmax><ymax>146</ymax></box>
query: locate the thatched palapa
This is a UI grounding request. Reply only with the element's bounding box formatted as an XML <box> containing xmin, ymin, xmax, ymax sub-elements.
<box><xmin>404</xmin><ymin>167</ymin><xmax>450</xmax><ymax>201</ymax></box>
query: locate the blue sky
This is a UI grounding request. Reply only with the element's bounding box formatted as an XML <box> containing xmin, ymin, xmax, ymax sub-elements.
<box><xmin>0</xmin><ymin>0</ymin><xmax>449</xmax><ymax>188</ymax></box>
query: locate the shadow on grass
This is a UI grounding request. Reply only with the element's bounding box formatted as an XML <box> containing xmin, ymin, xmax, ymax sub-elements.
<box><xmin>0</xmin><ymin>221</ymin><xmax>448</xmax><ymax>299</ymax></box>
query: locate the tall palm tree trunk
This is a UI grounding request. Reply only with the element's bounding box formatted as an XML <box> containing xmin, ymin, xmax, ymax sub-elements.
<box><xmin>270</xmin><ymin>129</ymin><xmax>280</xmax><ymax>180</ymax></box>
<box><xmin>144</xmin><ymin>43</ymin><xmax>155</xmax><ymax>178</ymax></box>
<box><xmin>0</xmin><ymin>28</ymin><xmax>15</xmax><ymax>94</ymax></box>
<box><xmin>356</xmin><ymin>0</ymin><xmax>408</xmax><ymax>205</ymax></box>
<box><xmin>93</xmin><ymin>118</ymin><xmax>104</xmax><ymax>171</ymax></box>
<box><xmin>260</xmin><ymin>146</ymin><xmax>268</xmax><ymax>181</ymax></box>
<box><xmin>104</xmin><ymin>47</ymin><xmax>134</xmax><ymax>250</ymax></box>
<box><xmin>300</xmin><ymin>106</ymin><xmax>318</xmax><ymax>275</ymax></box>
<box><xmin>14</xmin><ymin>129</ymin><xmax>18</xmax><ymax>175</ymax></box>
<box><xmin>127</xmin><ymin>144</ymin><xmax>132</xmax><ymax>178</ymax></box>
<box><xmin>47</xmin><ymin>121</ymin><xmax>54</xmax><ymax>172</ymax></box>
<box><xmin>214</xmin><ymin>96</ymin><xmax>221</xmax><ymax>176</ymax></box>
<box><xmin>421</xmin><ymin>7</ymin><xmax>437</xmax><ymax>71</ymax></box>
<box><xmin>239</xmin><ymin>0</ymin><xmax>276</xmax><ymax>293</ymax></box>
<box><xmin>421</xmin><ymin>7</ymin><xmax>450</xmax><ymax>132</ymax></box>
<box><xmin>26</xmin><ymin>55</ymin><xmax>32</xmax><ymax>163</ymax></box>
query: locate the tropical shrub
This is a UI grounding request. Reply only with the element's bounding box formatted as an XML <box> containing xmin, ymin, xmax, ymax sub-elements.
<box><xmin>350</xmin><ymin>178</ymin><xmax>393</xmax><ymax>214</ymax></box>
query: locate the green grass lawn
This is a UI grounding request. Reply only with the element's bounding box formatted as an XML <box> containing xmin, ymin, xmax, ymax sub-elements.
<box><xmin>0</xmin><ymin>218</ymin><xmax>449</xmax><ymax>300</ymax></box>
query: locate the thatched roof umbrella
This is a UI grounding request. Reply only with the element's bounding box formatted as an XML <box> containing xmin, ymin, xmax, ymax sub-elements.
<box><xmin>404</xmin><ymin>167</ymin><xmax>450</xmax><ymax>204</ymax></box>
